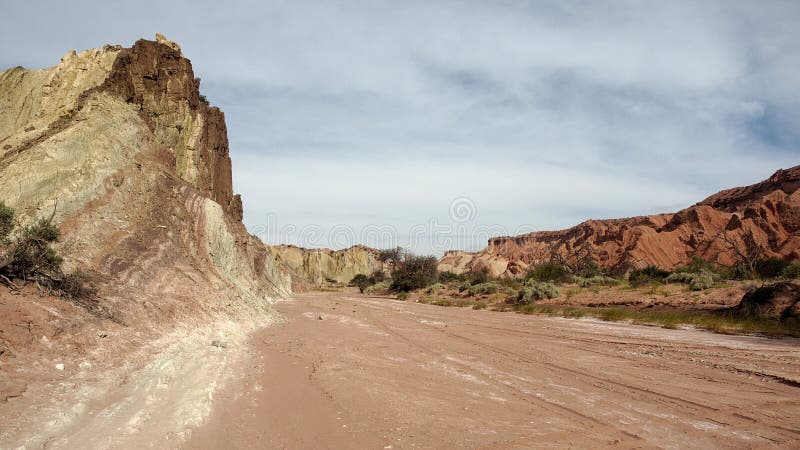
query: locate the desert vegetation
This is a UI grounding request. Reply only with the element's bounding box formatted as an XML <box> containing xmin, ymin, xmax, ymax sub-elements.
<box><xmin>0</xmin><ymin>201</ymin><xmax>94</xmax><ymax>299</ymax></box>
<box><xmin>347</xmin><ymin>248</ymin><xmax>800</xmax><ymax>337</ymax></box>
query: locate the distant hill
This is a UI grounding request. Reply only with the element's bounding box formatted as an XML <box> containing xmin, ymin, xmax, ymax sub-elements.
<box><xmin>439</xmin><ymin>166</ymin><xmax>800</xmax><ymax>277</ymax></box>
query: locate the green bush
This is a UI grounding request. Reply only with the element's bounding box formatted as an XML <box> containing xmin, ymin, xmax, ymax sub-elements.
<box><xmin>573</xmin><ymin>275</ymin><xmax>618</xmax><ymax>287</ymax></box>
<box><xmin>517</xmin><ymin>281</ymin><xmax>560</xmax><ymax>304</ymax></box>
<box><xmin>528</xmin><ymin>263</ymin><xmax>570</xmax><ymax>283</ymax></box>
<box><xmin>0</xmin><ymin>202</ymin><xmax>13</xmax><ymax>243</ymax></box>
<box><xmin>396</xmin><ymin>292</ymin><xmax>409</xmax><ymax>300</ymax></box>
<box><xmin>467</xmin><ymin>266</ymin><xmax>490</xmax><ymax>285</ymax></box>
<box><xmin>364</xmin><ymin>280</ymin><xmax>391</xmax><ymax>294</ymax></box>
<box><xmin>0</xmin><ymin>204</ymin><xmax>93</xmax><ymax>300</ymax></box>
<box><xmin>575</xmin><ymin>255</ymin><xmax>600</xmax><ymax>278</ymax></box>
<box><xmin>665</xmin><ymin>272</ymin><xmax>694</xmax><ymax>283</ymax></box>
<box><xmin>468</xmin><ymin>281</ymin><xmax>502</xmax><ymax>296</ymax></box>
<box><xmin>628</xmin><ymin>266</ymin><xmax>670</xmax><ymax>287</ymax></box>
<box><xmin>425</xmin><ymin>283</ymin><xmax>446</xmax><ymax>294</ymax></box>
<box><xmin>10</xmin><ymin>218</ymin><xmax>63</xmax><ymax>277</ymax></box>
<box><xmin>350</xmin><ymin>274</ymin><xmax>371</xmax><ymax>293</ymax></box>
<box><xmin>755</xmin><ymin>258</ymin><xmax>790</xmax><ymax>279</ymax></box>
<box><xmin>390</xmin><ymin>253</ymin><xmax>438</xmax><ymax>292</ymax></box>
<box><xmin>781</xmin><ymin>262</ymin><xmax>800</xmax><ymax>279</ymax></box>
<box><xmin>688</xmin><ymin>270</ymin><xmax>715</xmax><ymax>291</ymax></box>
<box><xmin>438</xmin><ymin>271</ymin><xmax>464</xmax><ymax>283</ymax></box>
<box><xmin>674</xmin><ymin>256</ymin><xmax>716</xmax><ymax>274</ymax></box>
<box><xmin>666</xmin><ymin>269</ymin><xmax>717</xmax><ymax>290</ymax></box>
<box><xmin>369</xmin><ymin>270</ymin><xmax>387</xmax><ymax>283</ymax></box>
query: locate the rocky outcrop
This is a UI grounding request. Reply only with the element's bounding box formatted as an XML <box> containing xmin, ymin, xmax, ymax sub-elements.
<box><xmin>271</xmin><ymin>245</ymin><xmax>385</xmax><ymax>286</ymax></box>
<box><xmin>734</xmin><ymin>281</ymin><xmax>800</xmax><ymax>320</ymax></box>
<box><xmin>440</xmin><ymin>166</ymin><xmax>800</xmax><ymax>277</ymax></box>
<box><xmin>0</xmin><ymin>36</ymin><xmax>291</xmax><ymax>329</ymax></box>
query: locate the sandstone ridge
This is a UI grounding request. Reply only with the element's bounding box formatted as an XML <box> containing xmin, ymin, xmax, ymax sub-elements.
<box><xmin>439</xmin><ymin>166</ymin><xmax>800</xmax><ymax>277</ymax></box>
<box><xmin>0</xmin><ymin>35</ymin><xmax>295</xmax><ymax>377</ymax></box>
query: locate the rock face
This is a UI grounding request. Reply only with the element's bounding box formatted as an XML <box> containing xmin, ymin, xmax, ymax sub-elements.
<box><xmin>271</xmin><ymin>245</ymin><xmax>385</xmax><ymax>286</ymax></box>
<box><xmin>0</xmin><ymin>36</ymin><xmax>291</xmax><ymax>327</ymax></box>
<box><xmin>440</xmin><ymin>167</ymin><xmax>800</xmax><ymax>277</ymax></box>
<box><xmin>734</xmin><ymin>281</ymin><xmax>800</xmax><ymax>320</ymax></box>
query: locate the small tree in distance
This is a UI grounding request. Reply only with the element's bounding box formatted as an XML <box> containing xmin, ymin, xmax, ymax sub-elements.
<box><xmin>390</xmin><ymin>252</ymin><xmax>438</xmax><ymax>292</ymax></box>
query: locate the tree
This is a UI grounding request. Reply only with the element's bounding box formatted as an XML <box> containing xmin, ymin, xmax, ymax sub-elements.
<box><xmin>717</xmin><ymin>230</ymin><xmax>764</xmax><ymax>279</ymax></box>
<box><xmin>379</xmin><ymin>246</ymin><xmax>407</xmax><ymax>269</ymax></box>
<box><xmin>390</xmin><ymin>253</ymin><xmax>438</xmax><ymax>292</ymax></box>
<box><xmin>351</xmin><ymin>274</ymin><xmax>371</xmax><ymax>293</ymax></box>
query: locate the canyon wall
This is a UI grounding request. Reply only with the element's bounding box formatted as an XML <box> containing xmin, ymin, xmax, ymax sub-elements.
<box><xmin>440</xmin><ymin>167</ymin><xmax>800</xmax><ymax>277</ymax></box>
<box><xmin>271</xmin><ymin>245</ymin><xmax>384</xmax><ymax>286</ymax></box>
<box><xmin>0</xmin><ymin>36</ymin><xmax>292</xmax><ymax>330</ymax></box>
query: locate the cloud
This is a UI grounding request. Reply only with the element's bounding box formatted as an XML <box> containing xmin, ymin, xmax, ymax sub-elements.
<box><xmin>2</xmin><ymin>0</ymin><xmax>799</xmax><ymax>254</ymax></box>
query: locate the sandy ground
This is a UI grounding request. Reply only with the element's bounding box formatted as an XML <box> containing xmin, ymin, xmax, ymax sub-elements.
<box><xmin>0</xmin><ymin>316</ymin><xmax>273</xmax><ymax>449</ymax></box>
<box><xmin>188</xmin><ymin>289</ymin><xmax>800</xmax><ymax>449</ymax></box>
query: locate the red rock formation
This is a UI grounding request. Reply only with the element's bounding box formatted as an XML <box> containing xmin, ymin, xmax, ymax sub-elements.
<box><xmin>439</xmin><ymin>166</ymin><xmax>800</xmax><ymax>277</ymax></box>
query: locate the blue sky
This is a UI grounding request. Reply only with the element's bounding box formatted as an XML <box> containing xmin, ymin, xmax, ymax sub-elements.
<box><xmin>2</xmin><ymin>1</ymin><xmax>798</xmax><ymax>254</ymax></box>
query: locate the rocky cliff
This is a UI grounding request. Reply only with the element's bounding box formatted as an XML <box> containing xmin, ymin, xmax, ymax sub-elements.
<box><xmin>271</xmin><ymin>245</ymin><xmax>384</xmax><ymax>286</ymax></box>
<box><xmin>0</xmin><ymin>35</ymin><xmax>385</xmax><ymax>445</ymax></box>
<box><xmin>0</xmin><ymin>35</ymin><xmax>291</xmax><ymax>330</ymax></box>
<box><xmin>440</xmin><ymin>166</ymin><xmax>800</xmax><ymax>277</ymax></box>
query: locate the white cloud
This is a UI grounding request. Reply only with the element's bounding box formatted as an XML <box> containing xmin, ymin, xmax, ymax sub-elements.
<box><xmin>2</xmin><ymin>0</ymin><xmax>799</xmax><ymax>255</ymax></box>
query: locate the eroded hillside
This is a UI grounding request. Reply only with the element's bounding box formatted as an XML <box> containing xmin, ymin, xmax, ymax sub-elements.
<box><xmin>0</xmin><ymin>35</ymin><xmax>303</xmax><ymax>443</ymax></box>
<box><xmin>440</xmin><ymin>166</ymin><xmax>800</xmax><ymax>277</ymax></box>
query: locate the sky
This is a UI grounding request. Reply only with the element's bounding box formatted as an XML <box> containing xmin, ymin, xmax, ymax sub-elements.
<box><xmin>2</xmin><ymin>1</ymin><xmax>798</xmax><ymax>255</ymax></box>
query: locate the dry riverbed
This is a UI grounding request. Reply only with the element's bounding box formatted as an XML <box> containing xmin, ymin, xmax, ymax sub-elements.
<box><xmin>189</xmin><ymin>289</ymin><xmax>800</xmax><ymax>449</ymax></box>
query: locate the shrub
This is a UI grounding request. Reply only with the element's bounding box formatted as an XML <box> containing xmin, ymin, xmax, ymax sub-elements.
<box><xmin>665</xmin><ymin>272</ymin><xmax>694</xmax><ymax>284</ymax></box>
<box><xmin>467</xmin><ymin>266</ymin><xmax>490</xmax><ymax>285</ymax></box>
<box><xmin>468</xmin><ymin>281</ymin><xmax>503</xmax><ymax>296</ymax></box>
<box><xmin>628</xmin><ymin>266</ymin><xmax>670</xmax><ymax>287</ymax></box>
<box><xmin>0</xmin><ymin>204</ymin><xmax>93</xmax><ymax>299</ymax></box>
<box><xmin>10</xmin><ymin>218</ymin><xmax>63</xmax><ymax>278</ymax></box>
<box><xmin>438</xmin><ymin>271</ymin><xmax>464</xmax><ymax>283</ymax></box>
<box><xmin>688</xmin><ymin>270</ymin><xmax>715</xmax><ymax>291</ymax></box>
<box><xmin>573</xmin><ymin>275</ymin><xmax>618</xmax><ymax>288</ymax></box>
<box><xmin>390</xmin><ymin>253</ymin><xmax>438</xmax><ymax>292</ymax></box>
<box><xmin>60</xmin><ymin>270</ymin><xmax>96</xmax><ymax>299</ymax></box>
<box><xmin>666</xmin><ymin>269</ymin><xmax>717</xmax><ymax>290</ymax></box>
<box><xmin>457</xmin><ymin>280</ymin><xmax>472</xmax><ymax>292</ymax></box>
<box><xmin>364</xmin><ymin>280</ymin><xmax>391</xmax><ymax>294</ymax></box>
<box><xmin>781</xmin><ymin>262</ymin><xmax>800</xmax><ymax>279</ymax></box>
<box><xmin>396</xmin><ymin>292</ymin><xmax>409</xmax><ymax>300</ymax></box>
<box><xmin>425</xmin><ymin>283</ymin><xmax>446</xmax><ymax>294</ymax></box>
<box><xmin>755</xmin><ymin>258</ymin><xmax>790</xmax><ymax>279</ymax></box>
<box><xmin>674</xmin><ymin>256</ymin><xmax>716</xmax><ymax>274</ymax></box>
<box><xmin>517</xmin><ymin>281</ymin><xmax>560</xmax><ymax>304</ymax></box>
<box><xmin>369</xmin><ymin>270</ymin><xmax>387</xmax><ymax>283</ymax></box>
<box><xmin>199</xmin><ymin>94</ymin><xmax>210</xmax><ymax>105</ymax></box>
<box><xmin>473</xmin><ymin>301</ymin><xmax>487</xmax><ymax>310</ymax></box>
<box><xmin>350</xmin><ymin>274</ymin><xmax>371</xmax><ymax>293</ymax></box>
<box><xmin>575</xmin><ymin>255</ymin><xmax>600</xmax><ymax>278</ymax></box>
<box><xmin>528</xmin><ymin>263</ymin><xmax>570</xmax><ymax>283</ymax></box>
<box><xmin>0</xmin><ymin>202</ymin><xmax>13</xmax><ymax>243</ymax></box>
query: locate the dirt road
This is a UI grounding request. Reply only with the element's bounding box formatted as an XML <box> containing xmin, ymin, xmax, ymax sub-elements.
<box><xmin>189</xmin><ymin>290</ymin><xmax>800</xmax><ymax>449</ymax></box>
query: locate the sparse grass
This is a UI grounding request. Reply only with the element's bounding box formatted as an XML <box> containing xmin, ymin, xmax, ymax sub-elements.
<box><xmin>513</xmin><ymin>305</ymin><xmax>800</xmax><ymax>337</ymax></box>
<box><xmin>312</xmin><ymin>287</ymin><xmax>339</xmax><ymax>292</ymax></box>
